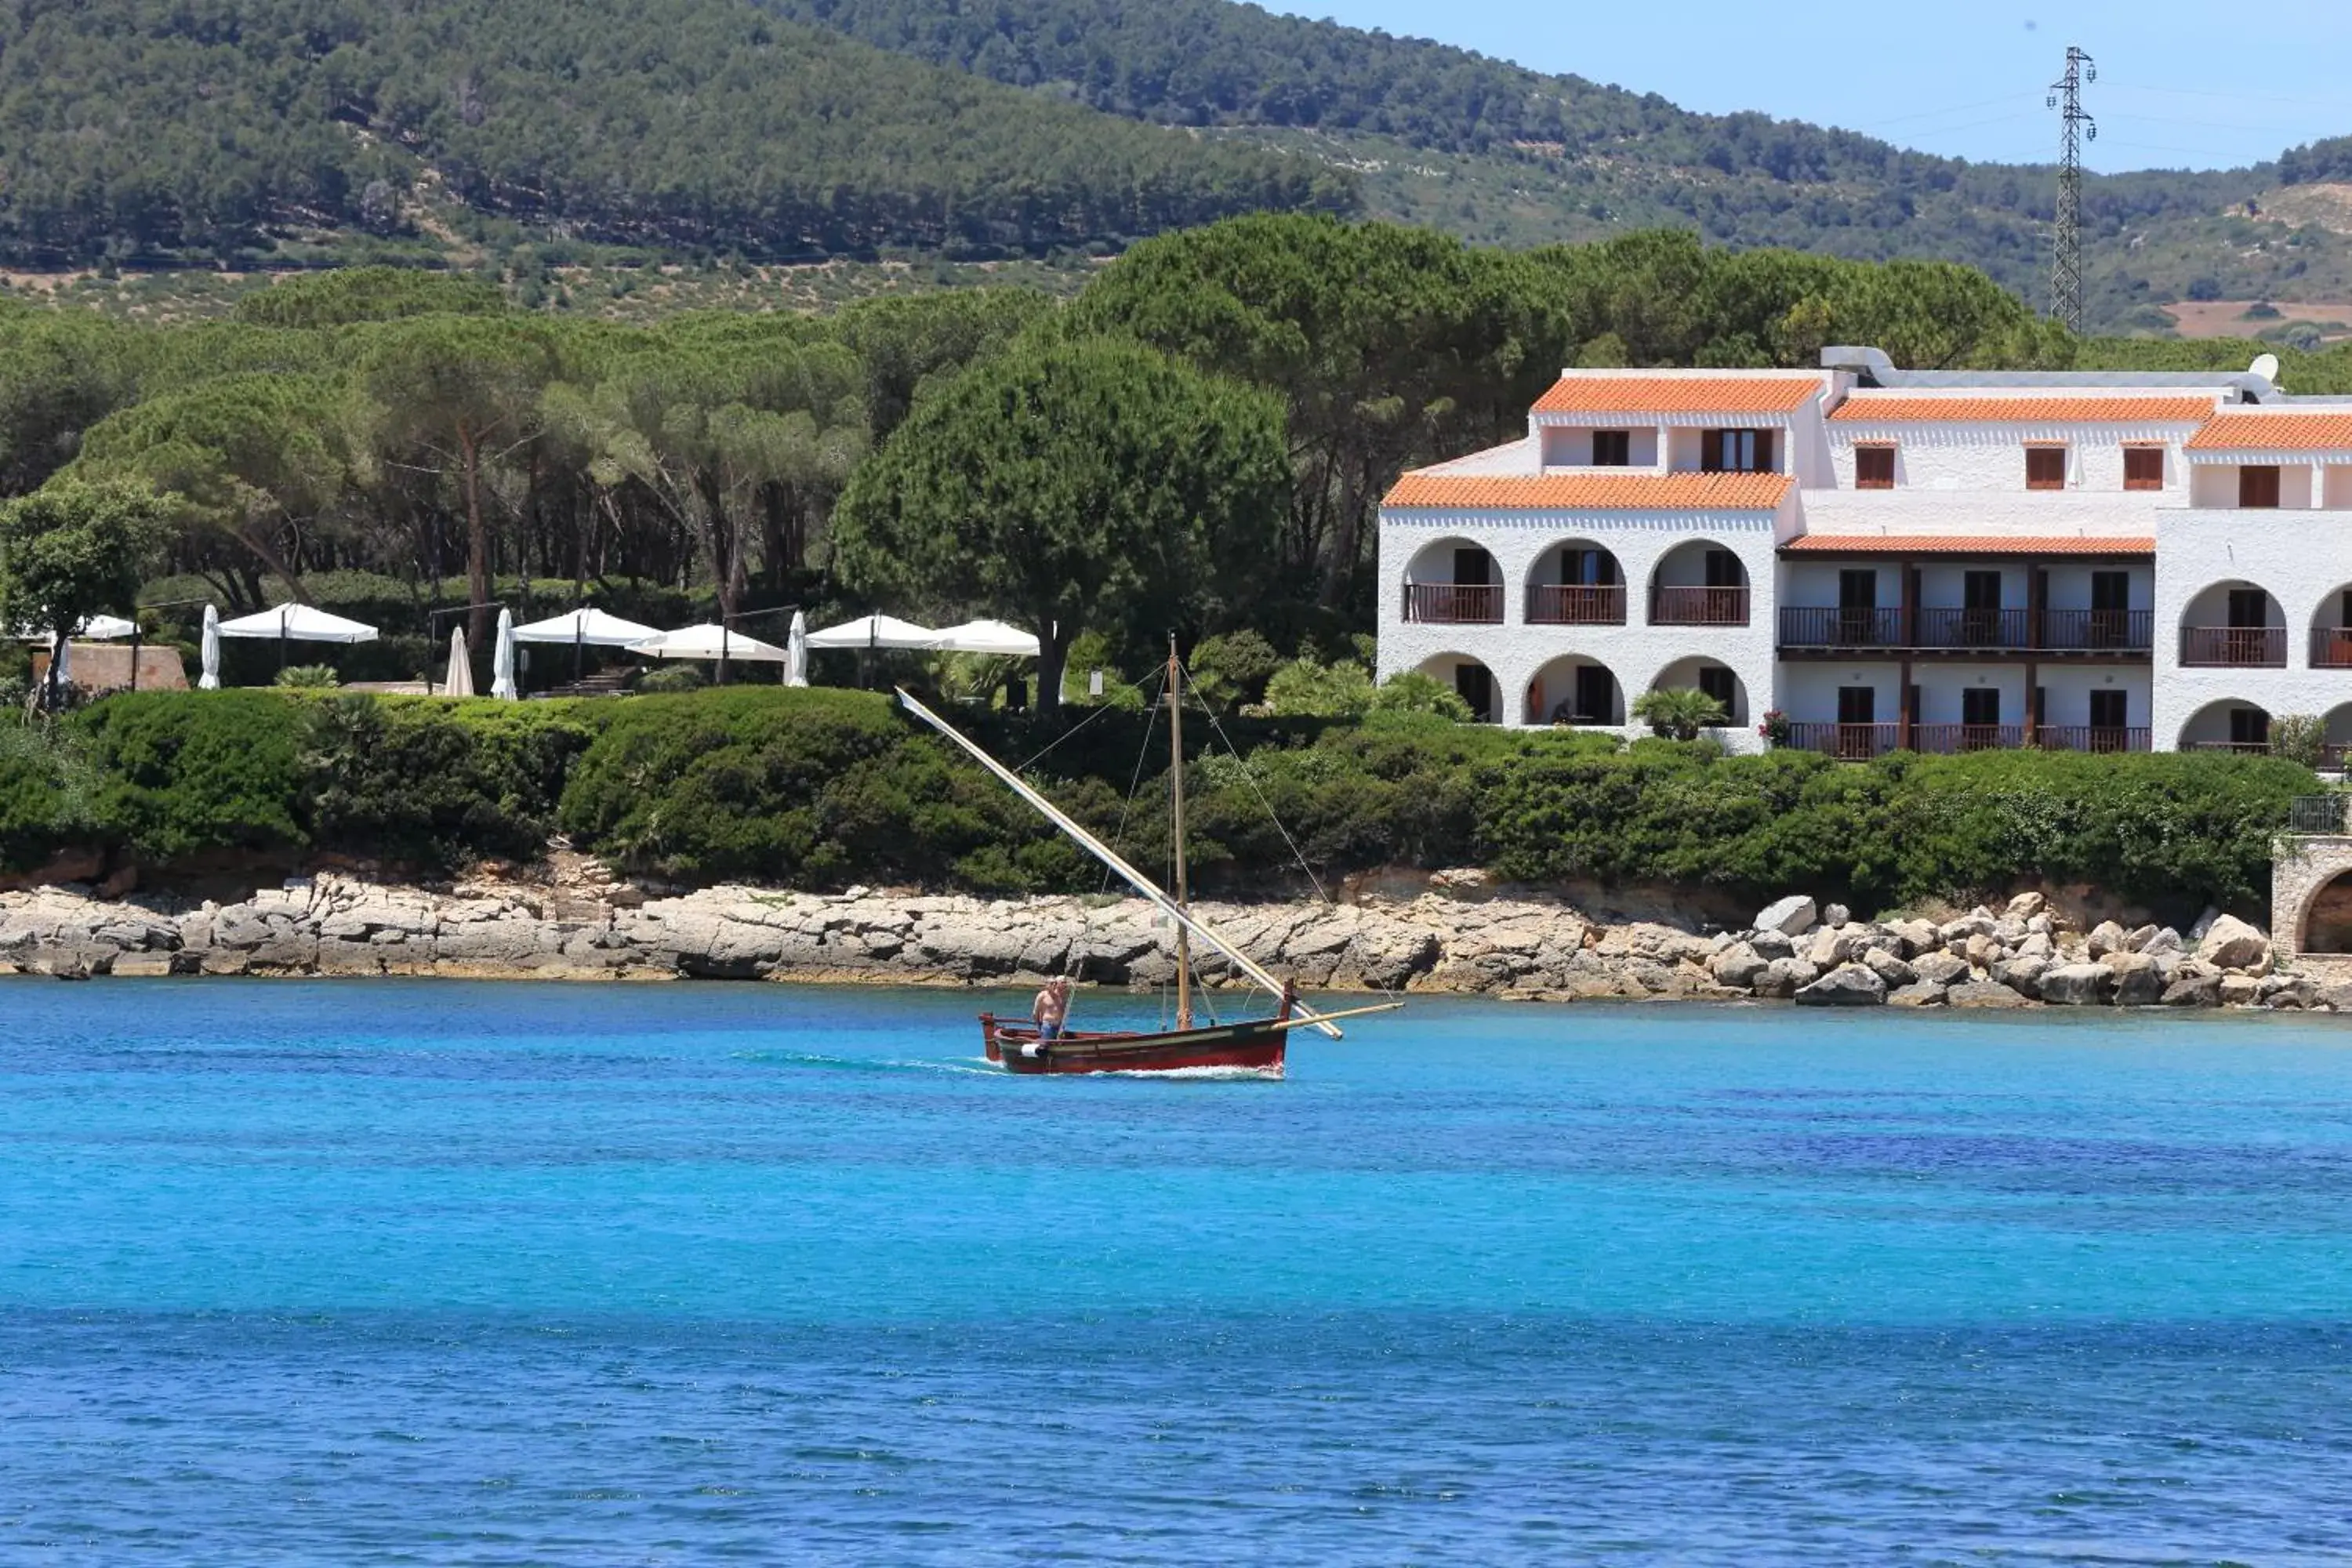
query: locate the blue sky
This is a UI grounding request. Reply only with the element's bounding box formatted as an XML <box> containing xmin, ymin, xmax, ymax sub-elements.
<box><xmin>1279</xmin><ymin>1</ymin><xmax>2350</xmax><ymax>172</ymax></box>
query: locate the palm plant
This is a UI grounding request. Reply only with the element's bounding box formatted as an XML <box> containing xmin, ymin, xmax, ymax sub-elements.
<box><xmin>1631</xmin><ymin>686</ymin><xmax>1728</xmax><ymax>742</ymax></box>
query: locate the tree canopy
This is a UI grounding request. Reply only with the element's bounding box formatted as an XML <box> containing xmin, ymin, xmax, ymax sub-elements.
<box><xmin>0</xmin><ymin>480</ymin><xmax>170</xmax><ymax>706</ymax></box>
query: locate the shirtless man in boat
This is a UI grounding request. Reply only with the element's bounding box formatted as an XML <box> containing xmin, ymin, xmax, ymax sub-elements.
<box><xmin>1031</xmin><ymin>977</ymin><xmax>1073</xmax><ymax>1042</ymax></box>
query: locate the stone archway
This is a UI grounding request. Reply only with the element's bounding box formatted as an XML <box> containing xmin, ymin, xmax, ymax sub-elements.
<box><xmin>2274</xmin><ymin>834</ymin><xmax>2352</xmax><ymax>960</ymax></box>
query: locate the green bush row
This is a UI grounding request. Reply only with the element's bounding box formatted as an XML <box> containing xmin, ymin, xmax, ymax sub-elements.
<box><xmin>0</xmin><ymin>689</ymin><xmax>2316</xmax><ymax>916</ymax></box>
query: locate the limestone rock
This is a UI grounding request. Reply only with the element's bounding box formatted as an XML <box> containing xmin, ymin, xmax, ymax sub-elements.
<box><xmin>2103</xmin><ymin>951</ymin><xmax>2164</xmax><ymax>1007</ymax></box>
<box><xmin>1912</xmin><ymin>951</ymin><xmax>1972</xmax><ymax>987</ymax></box>
<box><xmin>1949</xmin><ymin>980</ymin><xmax>2033</xmax><ymax>1009</ymax></box>
<box><xmin>1964</xmin><ymin>932</ymin><xmax>2002</xmax><ymax>971</ymax></box>
<box><xmin>2218</xmin><ymin>974</ymin><xmax>2262</xmax><ymax>1007</ymax></box>
<box><xmin>1886</xmin><ymin>919</ymin><xmax>1941</xmax><ymax>957</ymax></box>
<box><xmin>1822</xmin><ymin>902</ymin><xmax>1852</xmax><ymax>928</ymax></box>
<box><xmin>2004</xmin><ymin>891</ymin><xmax>2046</xmax><ymax>919</ymax></box>
<box><xmin>2123</xmin><ymin>924</ymin><xmax>2161</xmax><ymax>953</ymax></box>
<box><xmin>1795</xmin><ymin>963</ymin><xmax>1886</xmax><ymax>1007</ymax></box>
<box><xmin>2038</xmin><ymin>963</ymin><xmax>2115</xmax><ymax>1006</ymax></box>
<box><xmin>2140</xmin><ymin>927</ymin><xmax>2183</xmax><ymax>958</ymax></box>
<box><xmin>1861</xmin><ymin>946</ymin><xmax>1915</xmax><ymax>987</ymax></box>
<box><xmin>1887</xmin><ymin>981</ymin><xmax>1948</xmax><ymax>1007</ymax></box>
<box><xmin>1749</xmin><ymin>929</ymin><xmax>1796</xmax><ymax>961</ymax></box>
<box><xmin>1994</xmin><ymin>955</ymin><xmax>2049</xmax><ymax>997</ymax></box>
<box><xmin>1806</xmin><ymin>927</ymin><xmax>1852</xmax><ymax>967</ymax></box>
<box><xmin>1710</xmin><ymin>943</ymin><xmax>1770</xmax><ymax>990</ymax></box>
<box><xmin>2160</xmin><ymin>972</ymin><xmax>2222</xmax><ymax>1007</ymax></box>
<box><xmin>2086</xmin><ymin>920</ymin><xmax>2128</xmax><ymax>959</ymax></box>
<box><xmin>2198</xmin><ymin>914</ymin><xmax>2270</xmax><ymax>972</ymax></box>
<box><xmin>1753</xmin><ymin>895</ymin><xmax>1819</xmax><ymax>938</ymax></box>
<box><xmin>2016</xmin><ymin>931</ymin><xmax>2054</xmax><ymax>960</ymax></box>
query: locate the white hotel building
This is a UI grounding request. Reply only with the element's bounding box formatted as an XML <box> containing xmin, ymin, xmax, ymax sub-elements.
<box><xmin>1376</xmin><ymin>347</ymin><xmax>2352</xmax><ymax>757</ymax></box>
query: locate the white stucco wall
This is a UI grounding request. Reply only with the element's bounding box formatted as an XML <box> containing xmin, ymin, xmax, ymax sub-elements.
<box><xmin>1826</xmin><ymin>421</ymin><xmax>2199</xmax><ymax>495</ymax></box>
<box><xmin>1539</xmin><ymin>425</ymin><xmax>1661</xmax><ymax>469</ymax></box>
<box><xmin>1793</xmin><ymin>488</ymin><xmax>2172</xmax><ymax>539</ymax></box>
<box><xmin>2153</xmin><ymin>510</ymin><xmax>2352</xmax><ymax>746</ymax></box>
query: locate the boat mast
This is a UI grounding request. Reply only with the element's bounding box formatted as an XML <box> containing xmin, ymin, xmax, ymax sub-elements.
<box><xmin>1168</xmin><ymin>636</ymin><xmax>1192</xmax><ymax>1029</ymax></box>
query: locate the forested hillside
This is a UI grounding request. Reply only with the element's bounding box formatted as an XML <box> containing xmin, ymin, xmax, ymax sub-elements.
<box><xmin>0</xmin><ymin>0</ymin><xmax>1349</xmax><ymax>268</ymax></box>
<box><xmin>768</xmin><ymin>0</ymin><xmax>2352</xmax><ymax>331</ymax></box>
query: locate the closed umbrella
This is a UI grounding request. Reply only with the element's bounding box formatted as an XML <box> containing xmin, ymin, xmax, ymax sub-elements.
<box><xmin>492</xmin><ymin>608</ymin><xmax>518</xmax><ymax>700</ymax></box>
<box><xmin>198</xmin><ymin>604</ymin><xmax>222</xmax><ymax>691</ymax></box>
<box><xmin>785</xmin><ymin>610</ymin><xmax>809</xmax><ymax>688</ymax></box>
<box><xmin>443</xmin><ymin>628</ymin><xmax>476</xmax><ymax>698</ymax></box>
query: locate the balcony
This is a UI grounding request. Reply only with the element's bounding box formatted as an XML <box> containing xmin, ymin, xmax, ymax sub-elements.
<box><xmin>1526</xmin><ymin>583</ymin><xmax>1626</xmax><ymax>626</ymax></box>
<box><xmin>1403</xmin><ymin>583</ymin><xmax>1502</xmax><ymax>625</ymax></box>
<box><xmin>2179</xmin><ymin>627</ymin><xmax>2286</xmax><ymax>668</ymax></box>
<box><xmin>1650</xmin><ymin>586</ymin><xmax>1750</xmax><ymax>626</ymax></box>
<box><xmin>1778</xmin><ymin>607</ymin><xmax>2153</xmax><ymax>655</ymax></box>
<box><xmin>1785</xmin><ymin>723</ymin><xmax>2152</xmax><ymax>760</ymax></box>
<box><xmin>2314</xmin><ymin>628</ymin><xmax>2352</xmax><ymax>669</ymax></box>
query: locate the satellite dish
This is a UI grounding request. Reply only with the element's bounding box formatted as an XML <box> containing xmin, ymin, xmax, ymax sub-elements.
<box><xmin>2250</xmin><ymin>352</ymin><xmax>2281</xmax><ymax>385</ymax></box>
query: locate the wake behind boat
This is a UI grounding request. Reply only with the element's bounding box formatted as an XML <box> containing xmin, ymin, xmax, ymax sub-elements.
<box><xmin>897</xmin><ymin>642</ymin><xmax>1399</xmax><ymax>1076</ymax></box>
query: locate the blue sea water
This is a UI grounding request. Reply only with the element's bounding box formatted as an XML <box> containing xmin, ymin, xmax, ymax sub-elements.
<box><xmin>4</xmin><ymin>981</ymin><xmax>2352</xmax><ymax>1564</ymax></box>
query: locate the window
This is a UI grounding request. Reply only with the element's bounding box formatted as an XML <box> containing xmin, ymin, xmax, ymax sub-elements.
<box><xmin>2123</xmin><ymin>446</ymin><xmax>2164</xmax><ymax>491</ymax></box>
<box><xmin>1573</xmin><ymin>666</ymin><xmax>1615</xmax><ymax>724</ymax></box>
<box><xmin>2026</xmin><ymin>446</ymin><xmax>2067</xmax><ymax>490</ymax></box>
<box><xmin>1697</xmin><ymin>666</ymin><xmax>1736</xmax><ymax>716</ymax></box>
<box><xmin>2240</xmin><ymin>464</ymin><xmax>2281</xmax><ymax>509</ymax></box>
<box><xmin>1592</xmin><ymin>430</ymin><xmax>1632</xmax><ymax>466</ymax></box>
<box><xmin>1560</xmin><ymin>547</ymin><xmax>1618</xmax><ymax>586</ymax></box>
<box><xmin>1962</xmin><ymin>688</ymin><xmax>2002</xmax><ymax>726</ymax></box>
<box><xmin>2089</xmin><ymin>690</ymin><xmax>2127</xmax><ymax>729</ymax></box>
<box><xmin>1838</xmin><ymin>687</ymin><xmax>1876</xmax><ymax>724</ymax></box>
<box><xmin>2229</xmin><ymin>707</ymin><xmax>2270</xmax><ymax>748</ymax></box>
<box><xmin>2227</xmin><ymin>588</ymin><xmax>2269</xmax><ymax>630</ymax></box>
<box><xmin>1452</xmin><ymin>546</ymin><xmax>1494</xmax><ymax>586</ymax></box>
<box><xmin>1854</xmin><ymin>445</ymin><xmax>1895</xmax><ymax>489</ymax></box>
<box><xmin>1454</xmin><ymin>664</ymin><xmax>1494</xmax><ymax>722</ymax></box>
<box><xmin>1704</xmin><ymin>550</ymin><xmax>1743</xmax><ymax>589</ymax></box>
<box><xmin>1701</xmin><ymin>428</ymin><xmax>1774</xmax><ymax>473</ymax></box>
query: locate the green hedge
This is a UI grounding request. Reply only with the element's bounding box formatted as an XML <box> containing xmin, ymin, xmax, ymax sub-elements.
<box><xmin>0</xmin><ymin>690</ymin><xmax>2318</xmax><ymax>915</ymax></box>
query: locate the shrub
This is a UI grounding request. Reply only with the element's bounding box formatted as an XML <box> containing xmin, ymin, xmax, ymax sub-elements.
<box><xmin>1631</xmin><ymin>687</ymin><xmax>1729</xmax><ymax>741</ymax></box>
<box><xmin>274</xmin><ymin>664</ymin><xmax>341</xmax><ymax>688</ymax></box>
<box><xmin>637</xmin><ymin>663</ymin><xmax>707</xmax><ymax>693</ymax></box>
<box><xmin>2270</xmin><ymin>713</ymin><xmax>2325</xmax><ymax>768</ymax></box>
<box><xmin>78</xmin><ymin>690</ymin><xmax>308</xmax><ymax>862</ymax></box>
<box><xmin>0</xmin><ymin>718</ymin><xmax>99</xmax><ymax>870</ymax></box>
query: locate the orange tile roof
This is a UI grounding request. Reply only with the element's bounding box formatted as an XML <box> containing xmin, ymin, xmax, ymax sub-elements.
<box><xmin>2184</xmin><ymin>412</ymin><xmax>2352</xmax><ymax>451</ymax></box>
<box><xmin>1783</xmin><ymin>534</ymin><xmax>2154</xmax><ymax>557</ymax></box>
<box><xmin>1830</xmin><ymin>396</ymin><xmax>2215</xmax><ymax>424</ymax></box>
<box><xmin>1531</xmin><ymin>376</ymin><xmax>1822</xmax><ymax>416</ymax></box>
<box><xmin>1382</xmin><ymin>472</ymin><xmax>1794</xmax><ymax>511</ymax></box>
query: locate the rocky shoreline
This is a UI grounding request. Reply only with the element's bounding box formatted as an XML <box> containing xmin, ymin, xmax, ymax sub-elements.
<box><xmin>0</xmin><ymin>869</ymin><xmax>2336</xmax><ymax>1011</ymax></box>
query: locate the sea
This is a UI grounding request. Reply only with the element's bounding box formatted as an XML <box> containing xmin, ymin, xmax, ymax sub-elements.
<box><xmin>3</xmin><ymin>978</ymin><xmax>2350</xmax><ymax>1565</ymax></box>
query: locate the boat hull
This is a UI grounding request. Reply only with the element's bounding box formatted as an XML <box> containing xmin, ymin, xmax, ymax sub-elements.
<box><xmin>979</xmin><ymin>1013</ymin><xmax>1288</xmax><ymax>1076</ymax></box>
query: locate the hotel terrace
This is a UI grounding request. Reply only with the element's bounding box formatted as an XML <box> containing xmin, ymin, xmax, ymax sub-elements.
<box><xmin>1375</xmin><ymin>347</ymin><xmax>2352</xmax><ymax>758</ymax></box>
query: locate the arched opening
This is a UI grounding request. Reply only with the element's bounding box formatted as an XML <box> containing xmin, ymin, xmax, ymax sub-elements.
<box><xmin>1416</xmin><ymin>652</ymin><xmax>1501</xmax><ymax>724</ymax></box>
<box><xmin>2310</xmin><ymin>585</ymin><xmax>2352</xmax><ymax>669</ymax></box>
<box><xmin>1525</xmin><ymin>539</ymin><xmax>1626</xmax><ymax>626</ymax></box>
<box><xmin>1403</xmin><ymin>536</ymin><xmax>1502</xmax><ymax>625</ymax></box>
<box><xmin>2304</xmin><ymin>871</ymin><xmax>2352</xmax><ymax>953</ymax></box>
<box><xmin>1648</xmin><ymin>540</ymin><xmax>1750</xmax><ymax>626</ymax></box>
<box><xmin>1646</xmin><ymin>656</ymin><xmax>1747</xmax><ymax>727</ymax></box>
<box><xmin>2178</xmin><ymin>698</ymin><xmax>2271</xmax><ymax>754</ymax></box>
<box><xmin>2179</xmin><ymin>580</ymin><xmax>2285</xmax><ymax>668</ymax></box>
<box><xmin>2321</xmin><ymin>702</ymin><xmax>2352</xmax><ymax>771</ymax></box>
<box><xmin>1526</xmin><ymin>654</ymin><xmax>1624</xmax><ymax>727</ymax></box>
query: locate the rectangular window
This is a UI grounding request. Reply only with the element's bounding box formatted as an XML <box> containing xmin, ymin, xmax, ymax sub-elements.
<box><xmin>2026</xmin><ymin>446</ymin><xmax>2067</xmax><ymax>490</ymax></box>
<box><xmin>2240</xmin><ymin>464</ymin><xmax>2281</xmax><ymax>509</ymax></box>
<box><xmin>2091</xmin><ymin>571</ymin><xmax>2129</xmax><ymax>612</ymax></box>
<box><xmin>1560</xmin><ymin>547</ymin><xmax>1619</xmax><ymax>587</ymax></box>
<box><xmin>2230</xmin><ymin>707</ymin><xmax>2270</xmax><ymax>748</ymax></box>
<box><xmin>2227</xmin><ymin>588</ymin><xmax>2268</xmax><ymax>630</ymax></box>
<box><xmin>1962</xmin><ymin>688</ymin><xmax>2002</xmax><ymax>726</ymax></box>
<box><xmin>1453</xmin><ymin>546</ymin><xmax>1493</xmax><ymax>586</ymax></box>
<box><xmin>1854</xmin><ymin>445</ymin><xmax>1895</xmax><ymax>489</ymax></box>
<box><xmin>1454</xmin><ymin>664</ymin><xmax>1494</xmax><ymax>721</ymax></box>
<box><xmin>1838</xmin><ymin>686</ymin><xmax>1876</xmax><ymax>724</ymax></box>
<box><xmin>1704</xmin><ymin>549</ymin><xmax>1742</xmax><ymax>589</ymax></box>
<box><xmin>1591</xmin><ymin>430</ymin><xmax>1632</xmax><ymax>466</ymax></box>
<box><xmin>1963</xmin><ymin>571</ymin><xmax>2002</xmax><ymax>611</ymax></box>
<box><xmin>1701</xmin><ymin>428</ymin><xmax>1774</xmax><ymax>473</ymax></box>
<box><xmin>2089</xmin><ymin>690</ymin><xmax>2127</xmax><ymax>729</ymax></box>
<box><xmin>1697</xmin><ymin>666</ymin><xmax>1736</xmax><ymax>716</ymax></box>
<box><xmin>1573</xmin><ymin>666</ymin><xmax>1615</xmax><ymax>724</ymax></box>
<box><xmin>1838</xmin><ymin>569</ymin><xmax>1878</xmax><ymax>609</ymax></box>
<box><xmin>2123</xmin><ymin>446</ymin><xmax>2165</xmax><ymax>490</ymax></box>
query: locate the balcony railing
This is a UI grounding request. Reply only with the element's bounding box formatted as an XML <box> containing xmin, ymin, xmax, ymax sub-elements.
<box><xmin>1780</xmin><ymin>607</ymin><xmax>2153</xmax><ymax>652</ymax></box>
<box><xmin>1650</xmin><ymin>586</ymin><xmax>1750</xmax><ymax>626</ymax></box>
<box><xmin>2314</xmin><ymin>628</ymin><xmax>2352</xmax><ymax>669</ymax></box>
<box><xmin>1403</xmin><ymin>583</ymin><xmax>1502</xmax><ymax>625</ymax></box>
<box><xmin>2182</xmin><ymin>740</ymin><xmax>2273</xmax><ymax>753</ymax></box>
<box><xmin>2035</xmin><ymin>726</ymin><xmax>2152</xmax><ymax>754</ymax></box>
<box><xmin>1526</xmin><ymin>583</ymin><xmax>1626</xmax><ymax>626</ymax></box>
<box><xmin>2180</xmin><ymin>627</ymin><xmax>2286</xmax><ymax>668</ymax></box>
<box><xmin>1784</xmin><ymin>722</ymin><xmax>1903</xmax><ymax>760</ymax></box>
<box><xmin>2292</xmin><ymin>794</ymin><xmax>2352</xmax><ymax>831</ymax></box>
<box><xmin>1911</xmin><ymin>723</ymin><xmax>2027</xmax><ymax>754</ymax></box>
<box><xmin>1778</xmin><ymin>607</ymin><xmax>1903</xmax><ymax>648</ymax></box>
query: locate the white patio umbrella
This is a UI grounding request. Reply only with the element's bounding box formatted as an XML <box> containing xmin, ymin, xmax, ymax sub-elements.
<box><xmin>199</xmin><ymin>604</ymin><xmax>221</xmax><ymax>690</ymax></box>
<box><xmin>443</xmin><ymin>627</ymin><xmax>476</xmax><ymax>698</ymax></box>
<box><xmin>491</xmin><ymin>608</ymin><xmax>518</xmax><ymax>700</ymax></box>
<box><xmin>784</xmin><ymin>610</ymin><xmax>809</xmax><ymax>688</ymax></box>
<box><xmin>627</xmin><ymin>623</ymin><xmax>789</xmax><ymax>662</ymax></box>
<box><xmin>12</xmin><ymin>614</ymin><xmax>137</xmax><ymax>641</ymax></box>
<box><xmin>927</xmin><ymin>619</ymin><xmax>1041</xmax><ymax>657</ymax></box>
<box><xmin>804</xmin><ymin>613</ymin><xmax>942</xmax><ymax>651</ymax></box>
<box><xmin>514</xmin><ymin>605</ymin><xmax>664</xmax><ymax>684</ymax></box>
<box><xmin>216</xmin><ymin>604</ymin><xmax>379</xmax><ymax>672</ymax></box>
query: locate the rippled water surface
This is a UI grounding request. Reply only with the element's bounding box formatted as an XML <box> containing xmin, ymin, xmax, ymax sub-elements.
<box><xmin>5</xmin><ymin>979</ymin><xmax>2352</xmax><ymax>1563</ymax></box>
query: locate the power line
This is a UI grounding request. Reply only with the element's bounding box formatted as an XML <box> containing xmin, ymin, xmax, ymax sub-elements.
<box><xmin>2046</xmin><ymin>45</ymin><xmax>2096</xmax><ymax>336</ymax></box>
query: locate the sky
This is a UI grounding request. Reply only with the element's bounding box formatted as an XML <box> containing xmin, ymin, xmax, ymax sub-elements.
<box><xmin>1279</xmin><ymin>1</ymin><xmax>2351</xmax><ymax>172</ymax></box>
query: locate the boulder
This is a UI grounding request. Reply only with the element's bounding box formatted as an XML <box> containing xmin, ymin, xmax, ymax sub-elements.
<box><xmin>2103</xmin><ymin>951</ymin><xmax>2165</xmax><ymax>1007</ymax></box>
<box><xmin>1795</xmin><ymin>964</ymin><xmax>1886</xmax><ymax>1007</ymax></box>
<box><xmin>1861</xmin><ymin>946</ymin><xmax>1916</xmax><ymax>987</ymax></box>
<box><xmin>1753</xmin><ymin>895</ymin><xmax>1819</xmax><ymax>938</ymax></box>
<box><xmin>1709</xmin><ymin>943</ymin><xmax>1770</xmax><ymax>990</ymax></box>
<box><xmin>2198</xmin><ymin>914</ymin><xmax>2270</xmax><ymax>972</ymax></box>
<box><xmin>2218</xmin><ymin>974</ymin><xmax>2262</xmax><ymax>1007</ymax></box>
<box><xmin>2038</xmin><ymin>963</ymin><xmax>2116</xmax><ymax>1006</ymax></box>
<box><xmin>2124</xmin><ymin>924</ymin><xmax>2161</xmax><ymax>954</ymax></box>
<box><xmin>1887</xmin><ymin>919</ymin><xmax>1942</xmax><ymax>956</ymax></box>
<box><xmin>1749</xmin><ymin>928</ymin><xmax>1797</xmax><ymax>961</ymax></box>
<box><xmin>1822</xmin><ymin>902</ymin><xmax>1852</xmax><ymax>928</ymax></box>
<box><xmin>1964</xmin><ymin>932</ymin><xmax>2002</xmax><ymax>971</ymax></box>
<box><xmin>1938</xmin><ymin>915</ymin><xmax>1995</xmax><ymax>947</ymax></box>
<box><xmin>2086</xmin><ymin>920</ymin><xmax>2128</xmax><ymax>960</ymax></box>
<box><xmin>2140</xmin><ymin>927</ymin><xmax>2183</xmax><ymax>958</ymax></box>
<box><xmin>2319</xmin><ymin>980</ymin><xmax>2352</xmax><ymax>1014</ymax></box>
<box><xmin>1912</xmin><ymin>951</ymin><xmax>1972</xmax><ymax>987</ymax></box>
<box><xmin>1888</xmin><ymin>980</ymin><xmax>1948</xmax><ymax>1007</ymax></box>
<box><xmin>2004</xmin><ymin>891</ymin><xmax>2047</xmax><ymax>920</ymax></box>
<box><xmin>2262</xmin><ymin>975</ymin><xmax>2317</xmax><ymax>1010</ymax></box>
<box><xmin>2160</xmin><ymin>972</ymin><xmax>2222</xmax><ymax>1007</ymax></box>
<box><xmin>2016</xmin><ymin>931</ymin><xmax>2054</xmax><ymax>960</ymax></box>
<box><xmin>1806</xmin><ymin>927</ymin><xmax>1853</xmax><ymax>967</ymax></box>
<box><xmin>2188</xmin><ymin>906</ymin><xmax>2222</xmax><ymax>942</ymax></box>
<box><xmin>1994</xmin><ymin>955</ymin><xmax>2049</xmax><ymax>997</ymax></box>
<box><xmin>1950</xmin><ymin>979</ymin><xmax>2033</xmax><ymax>1009</ymax></box>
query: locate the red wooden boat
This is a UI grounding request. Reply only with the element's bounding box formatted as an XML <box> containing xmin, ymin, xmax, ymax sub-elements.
<box><xmin>898</xmin><ymin>644</ymin><xmax>1398</xmax><ymax>1077</ymax></box>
